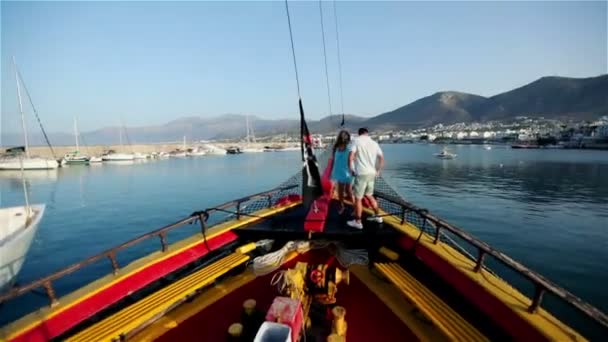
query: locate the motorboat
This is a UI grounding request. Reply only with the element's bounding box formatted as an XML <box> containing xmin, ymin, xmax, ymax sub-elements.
<box><xmin>434</xmin><ymin>150</ymin><xmax>457</xmax><ymax>159</ymax></box>
<box><xmin>226</xmin><ymin>147</ymin><xmax>243</xmax><ymax>154</ymax></box>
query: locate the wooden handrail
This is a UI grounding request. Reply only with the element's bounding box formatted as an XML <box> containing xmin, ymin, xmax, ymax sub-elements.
<box><xmin>374</xmin><ymin>191</ymin><xmax>608</xmax><ymax>329</ymax></box>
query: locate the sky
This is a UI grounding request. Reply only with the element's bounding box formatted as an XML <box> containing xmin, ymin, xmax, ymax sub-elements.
<box><xmin>1</xmin><ymin>0</ymin><xmax>607</xmax><ymax>134</ymax></box>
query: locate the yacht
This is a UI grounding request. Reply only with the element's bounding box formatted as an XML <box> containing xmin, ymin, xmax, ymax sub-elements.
<box><xmin>0</xmin><ymin>59</ymin><xmax>59</xmax><ymax>171</ymax></box>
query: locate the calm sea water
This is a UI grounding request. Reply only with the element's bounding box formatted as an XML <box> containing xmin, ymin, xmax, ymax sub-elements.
<box><xmin>1</xmin><ymin>145</ymin><xmax>607</xmax><ymax>336</ymax></box>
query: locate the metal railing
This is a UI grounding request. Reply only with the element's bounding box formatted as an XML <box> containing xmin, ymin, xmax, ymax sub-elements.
<box><xmin>0</xmin><ymin>184</ymin><xmax>298</xmax><ymax>307</ymax></box>
<box><xmin>374</xmin><ymin>191</ymin><xmax>608</xmax><ymax>329</ymax></box>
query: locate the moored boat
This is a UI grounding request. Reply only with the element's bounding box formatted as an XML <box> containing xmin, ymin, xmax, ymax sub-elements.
<box><xmin>0</xmin><ymin>204</ymin><xmax>45</xmax><ymax>292</ymax></box>
<box><xmin>1</xmin><ymin>59</ymin><xmax>58</xmax><ymax>171</ymax></box>
<box><xmin>101</xmin><ymin>150</ymin><xmax>135</xmax><ymax>161</ymax></box>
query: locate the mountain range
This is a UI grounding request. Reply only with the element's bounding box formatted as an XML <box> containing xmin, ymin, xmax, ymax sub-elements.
<box><xmin>2</xmin><ymin>74</ymin><xmax>607</xmax><ymax>146</ymax></box>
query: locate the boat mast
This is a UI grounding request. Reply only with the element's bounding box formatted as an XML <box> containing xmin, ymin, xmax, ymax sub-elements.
<box><xmin>246</xmin><ymin>115</ymin><xmax>251</xmax><ymax>145</ymax></box>
<box><xmin>13</xmin><ymin>57</ymin><xmax>30</xmax><ymax>158</ymax></box>
<box><xmin>74</xmin><ymin>117</ymin><xmax>80</xmax><ymax>152</ymax></box>
<box><xmin>183</xmin><ymin>135</ymin><xmax>186</xmax><ymax>150</ymax></box>
<box><xmin>119</xmin><ymin>126</ymin><xmax>123</xmax><ymax>151</ymax></box>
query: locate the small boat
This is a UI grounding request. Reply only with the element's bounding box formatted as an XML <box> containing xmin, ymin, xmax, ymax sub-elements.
<box><xmin>168</xmin><ymin>150</ymin><xmax>188</xmax><ymax>158</ymax></box>
<box><xmin>511</xmin><ymin>144</ymin><xmax>539</xmax><ymax>149</ymax></box>
<box><xmin>133</xmin><ymin>153</ymin><xmax>150</xmax><ymax>160</ymax></box>
<box><xmin>241</xmin><ymin>147</ymin><xmax>264</xmax><ymax>153</ymax></box>
<box><xmin>0</xmin><ymin>204</ymin><xmax>45</xmax><ymax>292</ymax></box>
<box><xmin>61</xmin><ymin>152</ymin><xmax>90</xmax><ymax>165</ymax></box>
<box><xmin>101</xmin><ymin>150</ymin><xmax>135</xmax><ymax>161</ymax></box>
<box><xmin>202</xmin><ymin>144</ymin><xmax>228</xmax><ymax>155</ymax></box>
<box><xmin>89</xmin><ymin>156</ymin><xmax>103</xmax><ymax>163</ymax></box>
<box><xmin>434</xmin><ymin>149</ymin><xmax>457</xmax><ymax>159</ymax></box>
<box><xmin>0</xmin><ymin>154</ymin><xmax>59</xmax><ymax>170</ymax></box>
<box><xmin>226</xmin><ymin>146</ymin><xmax>243</xmax><ymax>154</ymax></box>
<box><xmin>61</xmin><ymin>118</ymin><xmax>90</xmax><ymax>165</ymax></box>
<box><xmin>484</xmin><ymin>145</ymin><xmax>492</xmax><ymax>150</ymax></box>
<box><xmin>186</xmin><ymin>147</ymin><xmax>207</xmax><ymax>157</ymax></box>
<box><xmin>0</xmin><ymin>148</ymin><xmax>45</xmax><ymax>292</ymax></box>
<box><xmin>242</xmin><ymin>116</ymin><xmax>264</xmax><ymax>153</ymax></box>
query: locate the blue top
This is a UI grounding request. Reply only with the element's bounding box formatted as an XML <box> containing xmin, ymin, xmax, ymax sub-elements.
<box><xmin>331</xmin><ymin>148</ymin><xmax>353</xmax><ymax>184</ymax></box>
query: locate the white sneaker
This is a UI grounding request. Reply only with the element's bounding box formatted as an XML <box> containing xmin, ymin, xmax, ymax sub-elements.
<box><xmin>367</xmin><ymin>215</ymin><xmax>383</xmax><ymax>223</ymax></box>
<box><xmin>347</xmin><ymin>220</ymin><xmax>363</xmax><ymax>230</ymax></box>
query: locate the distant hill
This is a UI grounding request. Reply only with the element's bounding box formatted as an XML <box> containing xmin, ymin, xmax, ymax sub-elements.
<box><xmin>2</xmin><ymin>74</ymin><xmax>606</xmax><ymax>146</ymax></box>
<box><xmin>366</xmin><ymin>75</ymin><xmax>608</xmax><ymax>130</ymax></box>
<box><xmin>1</xmin><ymin>114</ymin><xmax>367</xmax><ymax>146</ymax></box>
<box><xmin>479</xmin><ymin>75</ymin><xmax>608</xmax><ymax>121</ymax></box>
<box><xmin>364</xmin><ymin>91</ymin><xmax>488</xmax><ymax>130</ymax></box>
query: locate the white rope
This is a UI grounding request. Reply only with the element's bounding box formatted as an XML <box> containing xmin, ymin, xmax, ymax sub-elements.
<box><xmin>251</xmin><ymin>240</ymin><xmax>368</xmax><ymax>275</ymax></box>
<box><xmin>252</xmin><ymin>241</ymin><xmax>312</xmax><ymax>276</ymax></box>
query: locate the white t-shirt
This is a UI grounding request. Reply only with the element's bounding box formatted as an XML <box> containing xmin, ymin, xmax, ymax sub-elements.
<box><xmin>350</xmin><ymin>135</ymin><xmax>383</xmax><ymax>176</ymax></box>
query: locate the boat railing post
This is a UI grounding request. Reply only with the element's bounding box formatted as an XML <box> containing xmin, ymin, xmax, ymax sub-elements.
<box><xmin>267</xmin><ymin>194</ymin><xmax>273</xmax><ymax>208</ymax></box>
<box><xmin>529</xmin><ymin>284</ymin><xmax>546</xmax><ymax>313</ymax></box>
<box><xmin>159</xmin><ymin>232</ymin><xmax>168</xmax><ymax>252</ymax></box>
<box><xmin>236</xmin><ymin>201</ymin><xmax>241</xmax><ymax>220</ymax></box>
<box><xmin>433</xmin><ymin>224</ymin><xmax>441</xmax><ymax>244</ymax></box>
<box><xmin>474</xmin><ymin>249</ymin><xmax>486</xmax><ymax>272</ymax></box>
<box><xmin>43</xmin><ymin>280</ymin><xmax>58</xmax><ymax>307</ymax></box>
<box><xmin>400</xmin><ymin>206</ymin><xmax>406</xmax><ymax>225</ymax></box>
<box><xmin>108</xmin><ymin>251</ymin><xmax>120</xmax><ymax>274</ymax></box>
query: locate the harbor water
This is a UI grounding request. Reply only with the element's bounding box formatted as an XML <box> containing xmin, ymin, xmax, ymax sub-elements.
<box><xmin>1</xmin><ymin>145</ymin><xmax>607</xmax><ymax>336</ymax></box>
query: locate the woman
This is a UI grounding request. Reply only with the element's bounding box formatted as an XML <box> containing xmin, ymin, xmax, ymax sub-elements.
<box><xmin>331</xmin><ymin>130</ymin><xmax>355</xmax><ymax>214</ymax></box>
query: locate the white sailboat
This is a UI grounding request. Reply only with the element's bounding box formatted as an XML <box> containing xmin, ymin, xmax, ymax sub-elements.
<box><xmin>61</xmin><ymin>118</ymin><xmax>90</xmax><ymax>165</ymax></box>
<box><xmin>169</xmin><ymin>136</ymin><xmax>188</xmax><ymax>158</ymax></box>
<box><xmin>0</xmin><ymin>155</ymin><xmax>45</xmax><ymax>292</ymax></box>
<box><xmin>242</xmin><ymin>115</ymin><xmax>264</xmax><ymax>153</ymax></box>
<box><xmin>0</xmin><ymin>58</ymin><xmax>59</xmax><ymax>171</ymax></box>
<box><xmin>102</xmin><ymin>126</ymin><xmax>135</xmax><ymax>161</ymax></box>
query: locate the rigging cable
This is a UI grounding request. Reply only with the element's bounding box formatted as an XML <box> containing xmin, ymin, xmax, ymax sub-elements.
<box><xmin>16</xmin><ymin>68</ymin><xmax>57</xmax><ymax>159</ymax></box>
<box><xmin>318</xmin><ymin>0</ymin><xmax>333</xmax><ymax>122</ymax></box>
<box><xmin>284</xmin><ymin>0</ymin><xmax>323</xmax><ymax>200</ymax></box>
<box><xmin>332</xmin><ymin>0</ymin><xmax>346</xmax><ymax>127</ymax></box>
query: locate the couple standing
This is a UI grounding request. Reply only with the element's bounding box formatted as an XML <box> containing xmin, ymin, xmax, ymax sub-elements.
<box><xmin>331</xmin><ymin>128</ymin><xmax>385</xmax><ymax>229</ymax></box>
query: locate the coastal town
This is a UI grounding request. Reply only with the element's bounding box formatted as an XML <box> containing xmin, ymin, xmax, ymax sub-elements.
<box><xmin>310</xmin><ymin>116</ymin><xmax>608</xmax><ymax>149</ymax></box>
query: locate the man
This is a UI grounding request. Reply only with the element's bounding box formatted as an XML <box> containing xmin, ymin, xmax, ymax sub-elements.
<box><xmin>347</xmin><ymin>128</ymin><xmax>384</xmax><ymax>229</ymax></box>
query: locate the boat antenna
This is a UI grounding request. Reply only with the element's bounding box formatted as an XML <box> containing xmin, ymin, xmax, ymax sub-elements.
<box><xmin>284</xmin><ymin>0</ymin><xmax>323</xmax><ymax>203</ymax></box>
<box><xmin>332</xmin><ymin>0</ymin><xmax>346</xmax><ymax>127</ymax></box>
<box><xmin>14</xmin><ymin>59</ymin><xmax>57</xmax><ymax>160</ymax></box>
<box><xmin>318</xmin><ymin>0</ymin><xmax>333</xmax><ymax>123</ymax></box>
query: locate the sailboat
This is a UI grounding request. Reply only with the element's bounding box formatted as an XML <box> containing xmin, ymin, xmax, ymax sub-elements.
<box><xmin>242</xmin><ymin>115</ymin><xmax>264</xmax><ymax>153</ymax></box>
<box><xmin>61</xmin><ymin>118</ymin><xmax>90</xmax><ymax>165</ymax></box>
<box><xmin>102</xmin><ymin>126</ymin><xmax>135</xmax><ymax>161</ymax></box>
<box><xmin>169</xmin><ymin>136</ymin><xmax>188</xmax><ymax>158</ymax></box>
<box><xmin>0</xmin><ymin>58</ymin><xmax>58</xmax><ymax>171</ymax></box>
<box><xmin>0</xmin><ymin>155</ymin><xmax>45</xmax><ymax>292</ymax></box>
<box><xmin>1</xmin><ymin>5</ymin><xmax>606</xmax><ymax>342</ymax></box>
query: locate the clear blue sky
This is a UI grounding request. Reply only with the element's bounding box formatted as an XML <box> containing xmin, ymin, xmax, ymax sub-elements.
<box><xmin>1</xmin><ymin>1</ymin><xmax>606</xmax><ymax>133</ymax></box>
